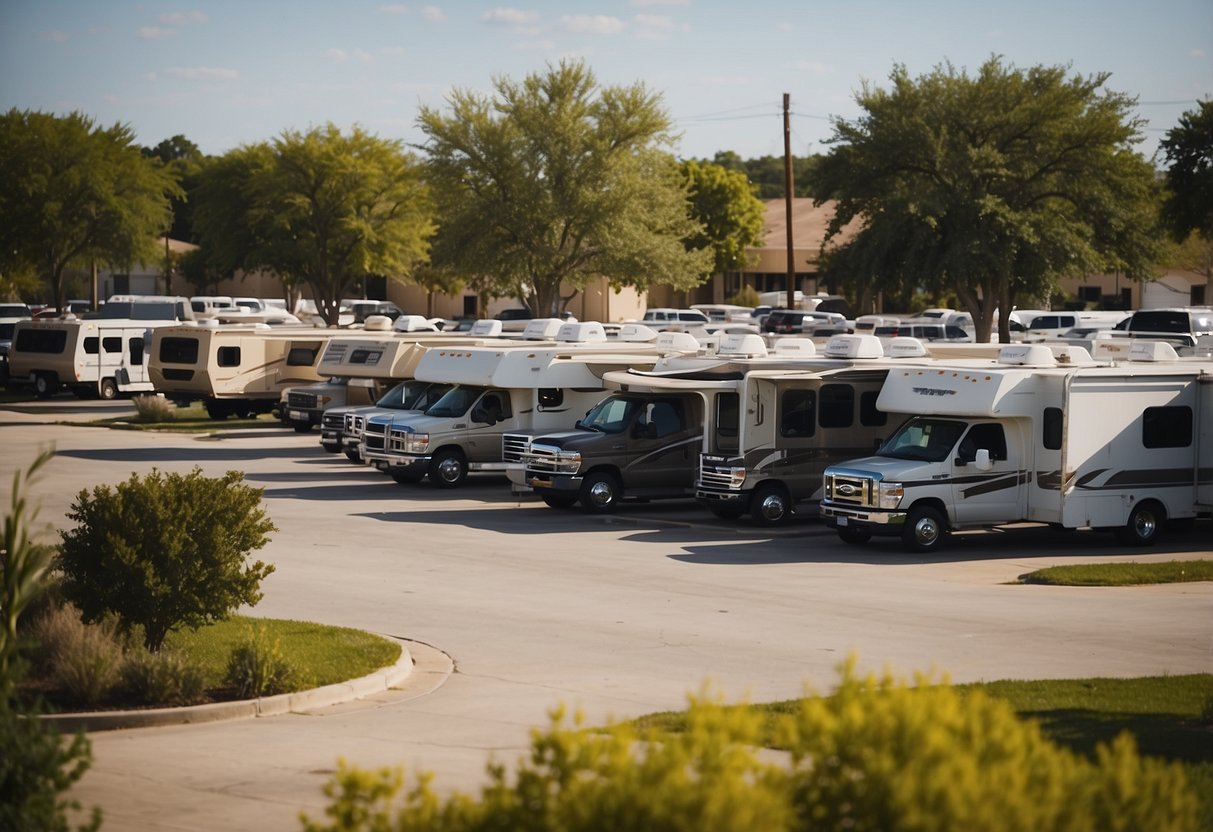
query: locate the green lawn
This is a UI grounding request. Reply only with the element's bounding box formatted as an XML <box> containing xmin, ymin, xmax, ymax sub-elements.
<box><xmin>1018</xmin><ymin>559</ymin><xmax>1213</xmax><ymax>586</ymax></box>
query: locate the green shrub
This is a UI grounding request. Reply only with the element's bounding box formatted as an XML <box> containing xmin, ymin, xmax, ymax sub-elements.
<box><xmin>30</xmin><ymin>607</ymin><xmax>124</xmax><ymax>708</ymax></box>
<box><xmin>224</xmin><ymin>623</ymin><xmax>298</xmax><ymax>698</ymax></box>
<box><xmin>301</xmin><ymin>661</ymin><xmax>1199</xmax><ymax>832</ymax></box>
<box><xmin>726</xmin><ymin>285</ymin><xmax>762</xmax><ymax>308</ymax></box>
<box><xmin>57</xmin><ymin>467</ymin><xmax>277</xmax><ymax>651</ymax></box>
<box><xmin>122</xmin><ymin>648</ymin><xmax>207</xmax><ymax>706</ymax></box>
<box><xmin>130</xmin><ymin>393</ymin><xmax>175</xmax><ymax>422</ymax></box>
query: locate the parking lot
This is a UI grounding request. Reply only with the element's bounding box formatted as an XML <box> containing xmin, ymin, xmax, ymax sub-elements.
<box><xmin>3</xmin><ymin>398</ymin><xmax>1211</xmax><ymax>831</ymax></box>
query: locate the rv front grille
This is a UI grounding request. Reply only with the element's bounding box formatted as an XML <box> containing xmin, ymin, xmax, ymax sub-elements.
<box><xmin>524</xmin><ymin>443</ymin><xmax>580</xmax><ymax>475</ymax></box>
<box><xmin>322</xmin><ymin>412</ymin><xmax>345</xmax><ymax>431</ymax></box>
<box><xmin>823</xmin><ymin>472</ymin><xmax>876</xmax><ymax>508</ymax></box>
<box><xmin>698</xmin><ymin>460</ymin><xmax>746</xmax><ymax>491</ymax></box>
<box><xmin>344</xmin><ymin>414</ymin><xmax>367</xmax><ymax>438</ymax></box>
<box><xmin>502</xmin><ymin>433</ymin><xmax>531</xmax><ymax>463</ymax></box>
<box><xmin>288</xmin><ymin>391</ymin><xmax>317</xmax><ymax>409</ymax></box>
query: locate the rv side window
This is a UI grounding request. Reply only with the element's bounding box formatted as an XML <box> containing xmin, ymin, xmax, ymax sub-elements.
<box><xmin>859</xmin><ymin>391</ymin><xmax>887</xmax><ymax>427</ymax></box>
<box><xmin>1043</xmin><ymin>407</ymin><xmax>1063</xmax><ymax>450</ymax></box>
<box><xmin>287</xmin><ymin>346</ymin><xmax>319</xmax><ymax>366</ymax></box>
<box><xmin>159</xmin><ymin>337</ymin><xmax>198</xmax><ymax>364</ymax></box>
<box><xmin>715</xmin><ymin>392</ymin><xmax>739</xmax><ymax>453</ymax></box>
<box><xmin>217</xmin><ymin>346</ymin><xmax>241</xmax><ymax>367</ymax></box>
<box><xmin>819</xmin><ymin>384</ymin><xmax>854</xmax><ymax>429</ymax></box>
<box><xmin>956</xmin><ymin>423</ymin><xmax>1007</xmax><ymax>462</ymax></box>
<box><xmin>102</xmin><ymin>337</ymin><xmax>122</xmax><ymax>353</ymax></box>
<box><xmin>15</xmin><ymin>328</ymin><xmax>68</xmax><ymax>354</ymax></box>
<box><xmin>84</xmin><ymin>337</ymin><xmax>100</xmax><ymax>354</ymax></box>
<box><xmin>780</xmin><ymin>389</ymin><xmax>816</xmax><ymax>438</ymax></box>
<box><xmin>643</xmin><ymin>400</ymin><xmax>684</xmax><ymax>438</ymax></box>
<box><xmin>537</xmin><ymin>388</ymin><xmax>563</xmax><ymax>408</ymax></box>
<box><xmin>1143</xmin><ymin>406</ymin><xmax>1192</xmax><ymax>449</ymax></box>
<box><xmin>129</xmin><ymin>338</ymin><xmax>145</xmax><ymax>365</ymax></box>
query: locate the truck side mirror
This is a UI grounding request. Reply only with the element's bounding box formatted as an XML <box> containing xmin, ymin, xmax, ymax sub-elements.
<box><xmin>974</xmin><ymin>448</ymin><xmax>993</xmax><ymax>471</ymax></box>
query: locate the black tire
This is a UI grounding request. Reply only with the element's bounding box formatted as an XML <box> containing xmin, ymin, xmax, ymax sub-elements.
<box><xmin>749</xmin><ymin>482</ymin><xmax>791</xmax><ymax>525</ymax></box>
<box><xmin>98</xmin><ymin>377</ymin><xmax>118</xmax><ymax>400</ymax></box>
<box><xmin>1114</xmin><ymin>501</ymin><xmax>1165</xmax><ymax>547</ymax></box>
<box><xmin>204</xmin><ymin>399</ymin><xmax>231</xmax><ymax>420</ymax></box>
<box><xmin>579</xmin><ymin>471</ymin><xmax>621</xmax><ymax>513</ymax></box>
<box><xmin>837</xmin><ymin>526</ymin><xmax>872</xmax><ymax>545</ymax></box>
<box><xmin>321</xmin><ymin>442</ymin><xmax>341</xmax><ymax>454</ymax></box>
<box><xmin>391</xmin><ymin>469</ymin><xmax>425</xmax><ymax>484</ymax></box>
<box><xmin>901</xmin><ymin>505</ymin><xmax>947</xmax><ymax>553</ymax></box>
<box><xmin>428</xmin><ymin>448</ymin><xmax>468</xmax><ymax>488</ymax></box>
<box><xmin>292</xmin><ymin>423</ymin><xmax>312</xmax><ymax>433</ymax></box>
<box><xmin>708</xmin><ymin>504</ymin><xmax>745</xmax><ymax>520</ymax></box>
<box><xmin>34</xmin><ymin>373</ymin><xmax>57</xmax><ymax>399</ymax></box>
<box><xmin>344</xmin><ymin>449</ymin><xmax>362</xmax><ymax>463</ymax></box>
<box><xmin>541</xmin><ymin>494</ymin><xmax>578</xmax><ymax>509</ymax></box>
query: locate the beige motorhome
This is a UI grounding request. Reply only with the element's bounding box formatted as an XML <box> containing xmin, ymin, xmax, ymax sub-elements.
<box><xmin>9</xmin><ymin>317</ymin><xmax>175</xmax><ymax>398</ymax></box>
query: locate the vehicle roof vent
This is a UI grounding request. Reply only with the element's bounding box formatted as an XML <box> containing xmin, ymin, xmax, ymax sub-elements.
<box><xmin>824</xmin><ymin>333</ymin><xmax>885</xmax><ymax>359</ymax></box>
<box><xmin>1127</xmin><ymin>340</ymin><xmax>1179</xmax><ymax>362</ymax></box>
<box><xmin>522</xmin><ymin>318</ymin><xmax>563</xmax><ymax>340</ymax></box>
<box><xmin>555</xmin><ymin>321</ymin><xmax>607</xmax><ymax>343</ymax></box>
<box><xmin>655</xmin><ymin>331</ymin><xmax>700</xmax><ymax>354</ymax></box>
<box><xmin>1050</xmin><ymin>345</ymin><xmax>1094</xmax><ymax>365</ymax></box>
<box><xmin>364</xmin><ymin>315</ymin><xmax>393</xmax><ymax>331</ymax></box>
<box><xmin>769</xmin><ymin>337</ymin><xmax>815</xmax><ymax>357</ymax></box>
<box><xmin>718</xmin><ymin>333</ymin><xmax>768</xmax><ymax>357</ymax></box>
<box><xmin>393</xmin><ymin>315</ymin><xmax>434</xmax><ymax>332</ymax></box>
<box><xmin>997</xmin><ymin>344</ymin><xmax>1056</xmax><ymax>366</ymax></box>
<box><xmin>883</xmin><ymin>336</ymin><xmax>929</xmax><ymax>358</ymax></box>
<box><xmin>469</xmin><ymin>319</ymin><xmax>503</xmax><ymax>337</ymax></box>
<box><xmin>615</xmin><ymin>323</ymin><xmax>658</xmax><ymax>342</ymax></box>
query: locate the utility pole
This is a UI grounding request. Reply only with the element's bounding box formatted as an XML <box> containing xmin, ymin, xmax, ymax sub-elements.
<box><xmin>783</xmin><ymin>93</ymin><xmax>796</xmax><ymax>310</ymax></box>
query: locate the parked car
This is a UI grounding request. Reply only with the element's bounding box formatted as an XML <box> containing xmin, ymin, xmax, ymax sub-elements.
<box><xmin>762</xmin><ymin>309</ymin><xmax>847</xmax><ymax>335</ymax></box>
<box><xmin>641</xmin><ymin>308</ymin><xmax>710</xmax><ymax>326</ymax></box>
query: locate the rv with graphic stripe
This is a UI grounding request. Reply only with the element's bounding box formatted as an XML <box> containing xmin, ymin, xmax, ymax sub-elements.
<box><xmin>820</xmin><ymin>341</ymin><xmax>1213</xmax><ymax>552</ymax></box>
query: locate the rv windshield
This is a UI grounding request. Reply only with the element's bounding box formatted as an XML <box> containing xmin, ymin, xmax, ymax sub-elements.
<box><xmin>877</xmin><ymin>417</ymin><xmax>967</xmax><ymax>462</ymax></box>
<box><xmin>384</xmin><ymin>381</ymin><xmax>451</xmax><ymax>410</ymax></box>
<box><xmin>424</xmin><ymin>385</ymin><xmax>484</xmax><ymax>418</ymax></box>
<box><xmin>578</xmin><ymin>396</ymin><xmax>638</xmax><ymax>434</ymax></box>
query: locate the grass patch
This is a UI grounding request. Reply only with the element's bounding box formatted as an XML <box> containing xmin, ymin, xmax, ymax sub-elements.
<box><xmin>79</xmin><ymin>400</ymin><xmax>282</xmax><ymax>432</ymax></box>
<box><xmin>164</xmin><ymin>615</ymin><xmax>402</xmax><ymax>690</ymax></box>
<box><xmin>1019</xmin><ymin>560</ymin><xmax>1213</xmax><ymax>586</ymax></box>
<box><xmin>633</xmin><ymin>673</ymin><xmax>1213</xmax><ymax>829</ymax></box>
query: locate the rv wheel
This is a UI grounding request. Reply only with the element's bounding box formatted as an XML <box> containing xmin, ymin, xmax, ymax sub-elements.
<box><xmin>204</xmin><ymin>400</ymin><xmax>231</xmax><ymax>420</ymax></box>
<box><xmin>579</xmin><ymin>471</ymin><xmax>621</xmax><ymax>513</ymax></box>
<box><xmin>33</xmin><ymin>373</ymin><xmax>57</xmax><ymax>398</ymax></box>
<box><xmin>321</xmin><ymin>441</ymin><xmax>341</xmax><ymax>454</ymax></box>
<box><xmin>901</xmin><ymin>505</ymin><xmax>946</xmax><ymax>553</ymax></box>
<box><xmin>343</xmin><ymin>449</ymin><xmax>362</xmax><ymax>462</ymax></box>
<box><xmin>292</xmin><ymin>423</ymin><xmax>312</xmax><ymax>433</ymax></box>
<box><xmin>98</xmin><ymin>378</ymin><xmax>118</xmax><ymax>400</ymax></box>
<box><xmin>541</xmin><ymin>494</ymin><xmax>578</xmax><ymax>509</ymax></box>
<box><xmin>750</xmin><ymin>482</ymin><xmax>791</xmax><ymax>525</ymax></box>
<box><xmin>428</xmin><ymin>449</ymin><xmax>468</xmax><ymax>488</ymax></box>
<box><xmin>1114</xmin><ymin>501</ymin><xmax>1164</xmax><ymax>547</ymax></box>
<box><xmin>391</xmin><ymin>469</ymin><xmax>424</xmax><ymax>484</ymax></box>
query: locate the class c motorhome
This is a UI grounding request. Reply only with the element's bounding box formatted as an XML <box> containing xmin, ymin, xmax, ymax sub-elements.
<box><xmin>820</xmin><ymin>341</ymin><xmax>1213</xmax><ymax>551</ymax></box>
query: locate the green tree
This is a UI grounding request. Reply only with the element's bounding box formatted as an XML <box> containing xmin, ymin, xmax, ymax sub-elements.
<box><xmin>1160</xmin><ymin>100</ymin><xmax>1213</xmax><ymax>300</ymax></box>
<box><xmin>0</xmin><ymin>110</ymin><xmax>181</xmax><ymax>312</ymax></box>
<box><xmin>681</xmin><ymin>159</ymin><xmax>766</xmax><ymax>276</ymax></box>
<box><xmin>716</xmin><ymin>152</ymin><xmax>819</xmax><ymax>199</ymax></box>
<box><xmin>418</xmin><ymin>60</ymin><xmax>713</xmax><ymax>317</ymax></box>
<box><xmin>810</xmin><ymin>58</ymin><xmax>1163</xmax><ymax>342</ymax></box>
<box><xmin>191</xmin><ymin>127</ymin><xmax>434</xmax><ymax>325</ymax></box>
<box><xmin>58</xmin><ymin>468</ymin><xmax>277</xmax><ymax>651</ymax></box>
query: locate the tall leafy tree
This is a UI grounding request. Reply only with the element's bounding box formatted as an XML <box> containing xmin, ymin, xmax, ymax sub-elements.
<box><xmin>810</xmin><ymin>58</ymin><xmax>1163</xmax><ymax>342</ymax></box>
<box><xmin>681</xmin><ymin>159</ymin><xmax>766</xmax><ymax>276</ymax></box>
<box><xmin>191</xmin><ymin>126</ymin><xmax>434</xmax><ymax>324</ymax></box>
<box><xmin>418</xmin><ymin>60</ymin><xmax>713</xmax><ymax>317</ymax></box>
<box><xmin>0</xmin><ymin>110</ymin><xmax>180</xmax><ymax>312</ymax></box>
<box><xmin>1160</xmin><ymin>100</ymin><xmax>1213</xmax><ymax>299</ymax></box>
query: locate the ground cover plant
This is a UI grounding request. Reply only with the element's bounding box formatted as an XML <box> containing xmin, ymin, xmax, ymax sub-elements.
<box><xmin>1018</xmin><ymin>560</ymin><xmax>1213</xmax><ymax>586</ymax></box>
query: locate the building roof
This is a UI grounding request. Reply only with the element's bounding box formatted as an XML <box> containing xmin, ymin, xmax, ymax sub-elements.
<box><xmin>748</xmin><ymin>198</ymin><xmax>862</xmax><ymax>274</ymax></box>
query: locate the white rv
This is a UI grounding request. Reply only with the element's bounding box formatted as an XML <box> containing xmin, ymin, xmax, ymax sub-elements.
<box><xmin>8</xmin><ymin>317</ymin><xmax>176</xmax><ymax>398</ymax></box>
<box><xmin>820</xmin><ymin>342</ymin><xmax>1213</xmax><ymax>551</ymax></box>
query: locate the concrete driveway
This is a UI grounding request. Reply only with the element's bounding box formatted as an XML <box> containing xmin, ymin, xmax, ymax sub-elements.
<box><xmin>3</xmin><ymin>399</ymin><xmax>1210</xmax><ymax>831</ymax></box>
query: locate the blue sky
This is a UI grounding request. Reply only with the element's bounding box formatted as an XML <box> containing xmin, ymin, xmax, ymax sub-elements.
<box><xmin>2</xmin><ymin>1</ymin><xmax>1209</xmax><ymax>164</ymax></box>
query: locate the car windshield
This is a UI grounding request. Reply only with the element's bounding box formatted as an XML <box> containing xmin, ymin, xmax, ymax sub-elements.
<box><xmin>378</xmin><ymin>380</ymin><xmax>442</xmax><ymax>409</ymax></box>
<box><xmin>877</xmin><ymin>417</ymin><xmax>967</xmax><ymax>462</ymax></box>
<box><xmin>577</xmin><ymin>396</ymin><xmax>638</xmax><ymax>434</ymax></box>
<box><xmin>424</xmin><ymin>385</ymin><xmax>484</xmax><ymax>417</ymax></box>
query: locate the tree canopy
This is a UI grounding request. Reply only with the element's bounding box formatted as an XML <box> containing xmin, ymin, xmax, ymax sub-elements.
<box><xmin>190</xmin><ymin>125</ymin><xmax>434</xmax><ymax>324</ymax></box>
<box><xmin>681</xmin><ymin>159</ymin><xmax>767</xmax><ymax>276</ymax></box>
<box><xmin>810</xmin><ymin>57</ymin><xmax>1163</xmax><ymax>342</ymax></box>
<box><xmin>418</xmin><ymin>60</ymin><xmax>713</xmax><ymax>317</ymax></box>
<box><xmin>0</xmin><ymin>110</ymin><xmax>180</xmax><ymax>312</ymax></box>
<box><xmin>1160</xmin><ymin>99</ymin><xmax>1213</xmax><ymax>241</ymax></box>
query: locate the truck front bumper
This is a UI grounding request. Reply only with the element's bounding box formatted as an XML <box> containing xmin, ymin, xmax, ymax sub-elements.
<box><xmin>525</xmin><ymin>472</ymin><xmax>583</xmax><ymax>494</ymax></box>
<box><xmin>381</xmin><ymin>454</ymin><xmax>431</xmax><ymax>476</ymax></box>
<box><xmin>820</xmin><ymin>504</ymin><xmax>907</xmax><ymax>535</ymax></box>
<box><xmin>285</xmin><ymin>407</ymin><xmax>323</xmax><ymax>427</ymax></box>
<box><xmin>695</xmin><ymin>487</ymin><xmax>753</xmax><ymax>512</ymax></box>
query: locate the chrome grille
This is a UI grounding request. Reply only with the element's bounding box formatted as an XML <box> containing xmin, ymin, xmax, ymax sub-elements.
<box><xmin>502</xmin><ymin>433</ymin><xmax>531</xmax><ymax>463</ymax></box>
<box><xmin>288</xmin><ymin>391</ymin><xmax>317</xmax><ymax>409</ymax></box>
<box><xmin>524</xmin><ymin>443</ymin><xmax>566</xmax><ymax>473</ymax></box>
<box><xmin>698</xmin><ymin>459</ymin><xmax>744</xmax><ymax>490</ymax></box>
<box><xmin>322</xmin><ymin>412</ymin><xmax>344</xmax><ymax>431</ymax></box>
<box><xmin>362</xmin><ymin>420</ymin><xmax>387</xmax><ymax>452</ymax></box>
<box><xmin>824</xmin><ymin>472</ymin><xmax>875</xmax><ymax>507</ymax></box>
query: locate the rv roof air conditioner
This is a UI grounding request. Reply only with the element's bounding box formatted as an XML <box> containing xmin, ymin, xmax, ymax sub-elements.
<box><xmin>882</xmin><ymin>336</ymin><xmax>929</xmax><ymax>359</ymax></box>
<box><xmin>522</xmin><ymin>318</ymin><xmax>563</xmax><ymax>340</ymax></box>
<box><xmin>393</xmin><ymin>315</ymin><xmax>436</xmax><ymax>333</ymax></box>
<box><xmin>769</xmin><ymin>337</ymin><xmax>815</xmax><ymax>357</ymax></box>
<box><xmin>469</xmin><ymin>319</ymin><xmax>503</xmax><ymax>337</ymax></box>
<box><xmin>614</xmin><ymin>324</ymin><xmax>658</xmax><ymax>342</ymax></box>
<box><xmin>824</xmin><ymin>333</ymin><xmax>885</xmax><ymax>360</ymax></box>
<box><xmin>363</xmin><ymin>315</ymin><xmax>393</xmax><ymax>331</ymax></box>
<box><xmin>1127</xmin><ymin>341</ymin><xmax>1180</xmax><ymax>362</ymax></box>
<box><xmin>654</xmin><ymin>331</ymin><xmax>700</xmax><ymax>354</ymax></box>
<box><xmin>555</xmin><ymin>322</ymin><xmax>607</xmax><ymax>343</ymax></box>
<box><xmin>717</xmin><ymin>333</ymin><xmax>768</xmax><ymax>358</ymax></box>
<box><xmin>996</xmin><ymin>344</ymin><xmax>1056</xmax><ymax>366</ymax></box>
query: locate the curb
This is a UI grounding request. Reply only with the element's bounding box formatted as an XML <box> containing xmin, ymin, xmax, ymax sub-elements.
<box><xmin>39</xmin><ymin>636</ymin><xmax>422</xmax><ymax>733</ymax></box>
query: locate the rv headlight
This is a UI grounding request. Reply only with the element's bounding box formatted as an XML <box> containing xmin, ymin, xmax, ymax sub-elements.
<box><xmin>877</xmin><ymin>482</ymin><xmax>904</xmax><ymax>509</ymax></box>
<box><xmin>406</xmin><ymin>432</ymin><xmax>430</xmax><ymax>454</ymax></box>
<box><xmin>554</xmin><ymin>451</ymin><xmax>581</xmax><ymax>474</ymax></box>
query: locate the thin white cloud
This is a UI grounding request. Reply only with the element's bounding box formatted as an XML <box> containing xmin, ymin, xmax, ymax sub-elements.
<box><xmin>138</xmin><ymin>26</ymin><xmax>175</xmax><ymax>39</ymax></box>
<box><xmin>633</xmin><ymin>14</ymin><xmax>688</xmax><ymax>40</ymax></box>
<box><xmin>421</xmin><ymin>5</ymin><xmax>446</xmax><ymax>22</ymax></box>
<box><xmin>561</xmin><ymin>14</ymin><xmax>625</xmax><ymax>35</ymax></box>
<box><xmin>483</xmin><ymin>8</ymin><xmax>540</xmax><ymax>25</ymax></box>
<box><xmin>788</xmin><ymin>60</ymin><xmax>833</xmax><ymax>75</ymax></box>
<box><xmin>776</xmin><ymin>22</ymin><xmax>792</xmax><ymax>33</ymax></box>
<box><xmin>379</xmin><ymin>4</ymin><xmax>410</xmax><ymax>13</ymax></box>
<box><xmin>167</xmin><ymin>66</ymin><xmax>239</xmax><ymax>80</ymax></box>
<box><xmin>1191</xmin><ymin>48</ymin><xmax>1206</xmax><ymax>59</ymax></box>
<box><xmin>158</xmin><ymin>11</ymin><xmax>207</xmax><ymax>25</ymax></box>
<box><xmin>43</xmin><ymin>30</ymin><xmax>69</xmax><ymax>43</ymax></box>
